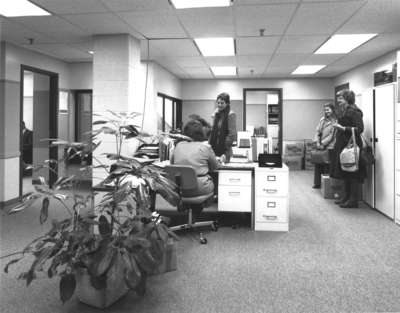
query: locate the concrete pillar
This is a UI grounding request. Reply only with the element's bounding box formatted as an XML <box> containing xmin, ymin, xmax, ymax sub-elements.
<box><xmin>0</xmin><ymin>41</ymin><xmax>21</xmax><ymax>206</ymax></box>
<box><xmin>92</xmin><ymin>34</ymin><xmax>143</xmax><ymax>185</ymax></box>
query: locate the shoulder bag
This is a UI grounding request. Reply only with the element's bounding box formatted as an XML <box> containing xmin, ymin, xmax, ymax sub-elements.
<box><xmin>340</xmin><ymin>127</ymin><xmax>360</xmax><ymax>172</ymax></box>
<box><xmin>360</xmin><ymin>134</ymin><xmax>375</xmax><ymax>165</ymax></box>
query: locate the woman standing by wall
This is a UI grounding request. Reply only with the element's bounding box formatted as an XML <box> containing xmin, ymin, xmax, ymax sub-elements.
<box><xmin>312</xmin><ymin>103</ymin><xmax>337</xmax><ymax>188</ymax></box>
<box><xmin>209</xmin><ymin>92</ymin><xmax>237</xmax><ymax>163</ymax></box>
<box><xmin>330</xmin><ymin>89</ymin><xmax>366</xmax><ymax>208</ymax></box>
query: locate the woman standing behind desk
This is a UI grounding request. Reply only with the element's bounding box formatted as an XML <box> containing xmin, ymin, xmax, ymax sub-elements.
<box><xmin>209</xmin><ymin>92</ymin><xmax>237</xmax><ymax>163</ymax></box>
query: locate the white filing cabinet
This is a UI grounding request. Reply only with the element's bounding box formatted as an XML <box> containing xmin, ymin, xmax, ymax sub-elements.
<box><xmin>254</xmin><ymin>164</ymin><xmax>289</xmax><ymax>231</ymax></box>
<box><xmin>218</xmin><ymin>170</ymin><xmax>252</xmax><ymax>212</ymax></box>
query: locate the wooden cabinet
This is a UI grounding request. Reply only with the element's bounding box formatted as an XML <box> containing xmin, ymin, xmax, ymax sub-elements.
<box><xmin>254</xmin><ymin>165</ymin><xmax>289</xmax><ymax>231</ymax></box>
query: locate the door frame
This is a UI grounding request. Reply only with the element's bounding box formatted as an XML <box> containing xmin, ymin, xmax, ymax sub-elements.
<box><xmin>19</xmin><ymin>65</ymin><xmax>59</xmax><ymax>198</ymax></box>
<box><xmin>243</xmin><ymin>88</ymin><xmax>283</xmax><ymax>155</ymax></box>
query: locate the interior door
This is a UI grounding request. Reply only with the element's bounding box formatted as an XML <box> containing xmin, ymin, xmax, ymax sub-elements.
<box><xmin>374</xmin><ymin>84</ymin><xmax>395</xmax><ymax>219</ymax></box>
<box><xmin>358</xmin><ymin>89</ymin><xmax>374</xmax><ymax>208</ymax></box>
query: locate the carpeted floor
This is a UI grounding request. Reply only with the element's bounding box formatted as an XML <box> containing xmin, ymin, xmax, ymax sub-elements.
<box><xmin>1</xmin><ymin>170</ymin><xmax>400</xmax><ymax>313</ymax></box>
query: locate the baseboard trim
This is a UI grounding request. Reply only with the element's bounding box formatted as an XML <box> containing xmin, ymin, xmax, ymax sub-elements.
<box><xmin>0</xmin><ymin>197</ymin><xmax>20</xmax><ymax>210</ymax></box>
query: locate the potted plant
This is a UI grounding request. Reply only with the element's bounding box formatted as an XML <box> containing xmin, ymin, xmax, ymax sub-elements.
<box><xmin>2</xmin><ymin>111</ymin><xmax>180</xmax><ymax>308</ymax></box>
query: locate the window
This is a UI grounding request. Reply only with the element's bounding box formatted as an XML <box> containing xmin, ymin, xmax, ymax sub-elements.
<box><xmin>157</xmin><ymin>93</ymin><xmax>182</xmax><ymax>133</ymax></box>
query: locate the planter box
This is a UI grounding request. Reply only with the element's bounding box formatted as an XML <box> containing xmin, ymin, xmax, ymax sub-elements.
<box><xmin>151</xmin><ymin>238</ymin><xmax>177</xmax><ymax>275</ymax></box>
<box><xmin>75</xmin><ymin>268</ymin><xmax>129</xmax><ymax>309</ymax></box>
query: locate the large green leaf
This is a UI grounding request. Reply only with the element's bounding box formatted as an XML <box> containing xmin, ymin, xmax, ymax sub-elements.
<box><xmin>59</xmin><ymin>273</ymin><xmax>76</xmax><ymax>303</ymax></box>
<box><xmin>98</xmin><ymin>215</ymin><xmax>112</xmax><ymax>236</ymax></box>
<box><xmin>39</xmin><ymin>197</ymin><xmax>49</xmax><ymax>224</ymax></box>
<box><xmin>96</xmin><ymin>246</ymin><xmax>116</xmax><ymax>277</ymax></box>
<box><xmin>4</xmin><ymin>257</ymin><xmax>23</xmax><ymax>273</ymax></box>
<box><xmin>121</xmin><ymin>251</ymin><xmax>141</xmax><ymax>289</ymax></box>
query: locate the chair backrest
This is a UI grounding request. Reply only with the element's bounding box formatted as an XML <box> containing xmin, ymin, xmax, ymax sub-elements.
<box><xmin>164</xmin><ymin>165</ymin><xmax>199</xmax><ymax>193</ymax></box>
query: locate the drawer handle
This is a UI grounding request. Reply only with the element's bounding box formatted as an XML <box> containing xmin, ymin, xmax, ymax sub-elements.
<box><xmin>263</xmin><ymin>188</ymin><xmax>277</xmax><ymax>194</ymax></box>
<box><xmin>262</xmin><ymin>215</ymin><xmax>277</xmax><ymax>220</ymax></box>
<box><xmin>267</xmin><ymin>175</ymin><xmax>276</xmax><ymax>181</ymax></box>
<box><xmin>228</xmin><ymin>192</ymin><xmax>241</xmax><ymax>196</ymax></box>
<box><xmin>229</xmin><ymin>178</ymin><xmax>241</xmax><ymax>182</ymax></box>
<box><xmin>267</xmin><ymin>201</ymin><xmax>276</xmax><ymax>208</ymax></box>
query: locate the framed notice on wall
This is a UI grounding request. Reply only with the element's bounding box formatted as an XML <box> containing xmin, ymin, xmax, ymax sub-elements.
<box><xmin>59</xmin><ymin>91</ymin><xmax>69</xmax><ymax>112</ymax></box>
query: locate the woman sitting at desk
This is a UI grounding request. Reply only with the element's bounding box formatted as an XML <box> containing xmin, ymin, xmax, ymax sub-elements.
<box><xmin>171</xmin><ymin>120</ymin><xmax>220</xmax><ymax>196</ymax></box>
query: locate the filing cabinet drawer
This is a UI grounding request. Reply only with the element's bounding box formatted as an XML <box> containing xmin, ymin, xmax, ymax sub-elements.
<box><xmin>219</xmin><ymin>170</ymin><xmax>251</xmax><ymax>186</ymax></box>
<box><xmin>218</xmin><ymin>185</ymin><xmax>251</xmax><ymax>212</ymax></box>
<box><xmin>255</xmin><ymin>198</ymin><xmax>288</xmax><ymax>223</ymax></box>
<box><xmin>255</xmin><ymin>171</ymin><xmax>288</xmax><ymax>196</ymax></box>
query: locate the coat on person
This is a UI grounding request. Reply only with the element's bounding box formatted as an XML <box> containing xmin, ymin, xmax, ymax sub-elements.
<box><xmin>314</xmin><ymin>116</ymin><xmax>336</xmax><ymax>150</ymax></box>
<box><xmin>208</xmin><ymin>107</ymin><xmax>237</xmax><ymax>161</ymax></box>
<box><xmin>329</xmin><ymin>104</ymin><xmax>366</xmax><ymax>182</ymax></box>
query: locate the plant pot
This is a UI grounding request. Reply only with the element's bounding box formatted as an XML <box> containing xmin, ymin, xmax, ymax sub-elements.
<box><xmin>75</xmin><ymin>268</ymin><xmax>129</xmax><ymax>309</ymax></box>
<box><xmin>151</xmin><ymin>238</ymin><xmax>178</xmax><ymax>275</ymax></box>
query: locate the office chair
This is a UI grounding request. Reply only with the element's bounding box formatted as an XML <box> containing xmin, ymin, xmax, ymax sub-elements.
<box><xmin>164</xmin><ymin>165</ymin><xmax>217</xmax><ymax>243</ymax></box>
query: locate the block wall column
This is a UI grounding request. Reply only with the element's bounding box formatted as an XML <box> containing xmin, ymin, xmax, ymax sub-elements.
<box><xmin>0</xmin><ymin>41</ymin><xmax>21</xmax><ymax>205</ymax></box>
<box><xmin>92</xmin><ymin>34</ymin><xmax>142</xmax><ymax>185</ymax></box>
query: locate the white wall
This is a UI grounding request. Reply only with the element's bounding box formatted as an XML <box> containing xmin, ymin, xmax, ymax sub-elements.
<box><xmin>69</xmin><ymin>62</ymin><xmax>93</xmax><ymax>90</ymax></box>
<box><xmin>334</xmin><ymin>50</ymin><xmax>398</xmax><ymax>95</ymax></box>
<box><xmin>182</xmin><ymin>78</ymin><xmax>334</xmax><ymax>140</ymax></box>
<box><xmin>182</xmin><ymin>78</ymin><xmax>333</xmax><ymax>100</ymax></box>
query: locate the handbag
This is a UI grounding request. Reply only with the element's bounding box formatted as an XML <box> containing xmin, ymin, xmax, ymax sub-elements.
<box><xmin>360</xmin><ymin>134</ymin><xmax>375</xmax><ymax>165</ymax></box>
<box><xmin>310</xmin><ymin>149</ymin><xmax>330</xmax><ymax>164</ymax></box>
<box><xmin>340</xmin><ymin>127</ymin><xmax>360</xmax><ymax>172</ymax></box>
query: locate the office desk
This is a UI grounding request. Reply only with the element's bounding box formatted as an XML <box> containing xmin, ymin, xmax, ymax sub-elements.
<box><xmin>93</xmin><ymin>161</ymin><xmax>289</xmax><ymax>232</ymax></box>
<box><xmin>217</xmin><ymin>163</ymin><xmax>289</xmax><ymax>231</ymax></box>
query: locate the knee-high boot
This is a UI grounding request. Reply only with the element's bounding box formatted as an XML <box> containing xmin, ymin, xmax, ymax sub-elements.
<box><xmin>340</xmin><ymin>179</ymin><xmax>359</xmax><ymax>208</ymax></box>
<box><xmin>335</xmin><ymin>179</ymin><xmax>350</xmax><ymax>204</ymax></box>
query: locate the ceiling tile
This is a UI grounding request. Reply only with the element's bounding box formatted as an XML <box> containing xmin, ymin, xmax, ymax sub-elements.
<box><xmin>235</xmin><ymin>4</ymin><xmax>298</xmax><ymax>36</ymax></box>
<box><xmin>162</xmin><ymin>56</ymin><xmax>207</xmax><ymax>68</ymax></box>
<box><xmin>263</xmin><ymin>66</ymin><xmax>297</xmax><ymax>77</ymax></box>
<box><xmin>204</xmin><ymin>56</ymin><xmax>237</xmax><ymax>66</ymax></box>
<box><xmin>237</xmin><ymin>55</ymin><xmax>271</xmax><ymax>67</ymax></box>
<box><xmin>30</xmin><ymin>0</ymin><xmax>108</xmax><ymax>14</ymax></box>
<box><xmin>101</xmin><ymin>0</ymin><xmax>172</xmax><ymax>12</ymax></box>
<box><xmin>20</xmin><ymin>43</ymin><xmax>92</xmax><ymax>61</ymax></box>
<box><xmin>316</xmin><ymin>65</ymin><xmax>352</xmax><ymax>77</ymax></box>
<box><xmin>0</xmin><ymin>19</ymin><xmax>52</xmax><ymax>44</ymax></box>
<box><xmin>329</xmin><ymin>52</ymin><xmax>381</xmax><ymax>68</ymax></box>
<box><xmin>183</xmin><ymin>67</ymin><xmax>213</xmax><ymax>78</ymax></box>
<box><xmin>269</xmin><ymin>53</ymin><xmax>308</xmax><ymax>67</ymax></box>
<box><xmin>351</xmin><ymin>33</ymin><xmax>400</xmax><ymax>54</ymax></box>
<box><xmin>12</xmin><ymin>16</ymin><xmax>90</xmax><ymax>43</ymax></box>
<box><xmin>302</xmin><ymin>54</ymin><xmax>343</xmax><ymax>65</ymax></box>
<box><xmin>338</xmin><ymin>0</ymin><xmax>400</xmax><ymax>33</ymax></box>
<box><xmin>238</xmin><ymin>67</ymin><xmax>264</xmax><ymax>77</ymax></box>
<box><xmin>286</xmin><ymin>1</ymin><xmax>365</xmax><ymax>35</ymax></box>
<box><xmin>148</xmin><ymin>39</ymin><xmax>200</xmax><ymax>57</ymax></box>
<box><xmin>178</xmin><ymin>7</ymin><xmax>234</xmax><ymax>37</ymax></box>
<box><xmin>276</xmin><ymin>35</ymin><xmax>327</xmax><ymax>53</ymax></box>
<box><xmin>236</xmin><ymin>37</ymin><xmax>280</xmax><ymax>55</ymax></box>
<box><xmin>118</xmin><ymin>10</ymin><xmax>186</xmax><ymax>38</ymax></box>
<box><xmin>235</xmin><ymin>0</ymin><xmax>301</xmax><ymax>4</ymax></box>
<box><xmin>62</xmin><ymin>13</ymin><xmax>144</xmax><ymax>38</ymax></box>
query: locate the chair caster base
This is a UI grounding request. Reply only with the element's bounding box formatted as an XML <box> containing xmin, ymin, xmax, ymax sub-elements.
<box><xmin>199</xmin><ymin>232</ymin><xmax>207</xmax><ymax>244</ymax></box>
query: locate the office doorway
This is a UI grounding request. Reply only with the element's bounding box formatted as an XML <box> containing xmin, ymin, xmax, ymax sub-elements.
<box><xmin>20</xmin><ymin>65</ymin><xmax>58</xmax><ymax>198</ymax></box>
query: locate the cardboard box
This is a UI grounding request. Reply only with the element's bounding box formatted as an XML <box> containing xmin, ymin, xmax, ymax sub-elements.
<box><xmin>283</xmin><ymin>155</ymin><xmax>302</xmax><ymax>171</ymax></box>
<box><xmin>321</xmin><ymin>175</ymin><xmax>363</xmax><ymax>200</ymax></box>
<box><xmin>283</xmin><ymin>140</ymin><xmax>304</xmax><ymax>157</ymax></box>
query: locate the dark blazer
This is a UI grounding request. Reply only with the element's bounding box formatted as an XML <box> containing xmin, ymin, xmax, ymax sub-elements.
<box><xmin>22</xmin><ymin>129</ymin><xmax>33</xmax><ymax>164</ymax></box>
<box><xmin>330</xmin><ymin>105</ymin><xmax>366</xmax><ymax>181</ymax></box>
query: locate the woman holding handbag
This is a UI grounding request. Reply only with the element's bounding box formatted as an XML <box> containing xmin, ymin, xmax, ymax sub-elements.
<box><xmin>312</xmin><ymin>103</ymin><xmax>337</xmax><ymax>188</ymax></box>
<box><xmin>330</xmin><ymin>89</ymin><xmax>366</xmax><ymax>208</ymax></box>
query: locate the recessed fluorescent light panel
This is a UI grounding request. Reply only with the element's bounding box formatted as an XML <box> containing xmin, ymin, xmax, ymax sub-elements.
<box><xmin>315</xmin><ymin>34</ymin><xmax>377</xmax><ymax>54</ymax></box>
<box><xmin>194</xmin><ymin>38</ymin><xmax>235</xmax><ymax>57</ymax></box>
<box><xmin>292</xmin><ymin>65</ymin><xmax>325</xmax><ymax>75</ymax></box>
<box><xmin>171</xmin><ymin>0</ymin><xmax>231</xmax><ymax>9</ymax></box>
<box><xmin>211</xmin><ymin>66</ymin><xmax>237</xmax><ymax>76</ymax></box>
<box><xmin>0</xmin><ymin>0</ymin><xmax>51</xmax><ymax>17</ymax></box>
